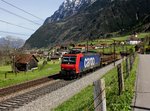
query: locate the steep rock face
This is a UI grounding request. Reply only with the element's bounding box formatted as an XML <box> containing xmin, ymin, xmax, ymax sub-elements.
<box><xmin>44</xmin><ymin>0</ymin><xmax>96</xmax><ymax>24</ymax></box>
<box><xmin>24</xmin><ymin>0</ymin><xmax>150</xmax><ymax>48</ymax></box>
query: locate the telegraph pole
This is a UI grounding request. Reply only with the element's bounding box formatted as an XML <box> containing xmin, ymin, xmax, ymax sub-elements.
<box><xmin>125</xmin><ymin>41</ymin><xmax>127</xmax><ymax>56</ymax></box>
<box><xmin>113</xmin><ymin>40</ymin><xmax>116</xmax><ymax>66</ymax></box>
<box><xmin>87</xmin><ymin>40</ymin><xmax>88</xmax><ymax>52</ymax></box>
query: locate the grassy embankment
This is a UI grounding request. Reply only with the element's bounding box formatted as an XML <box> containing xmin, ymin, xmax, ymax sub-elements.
<box><xmin>0</xmin><ymin>60</ymin><xmax>60</xmax><ymax>88</ymax></box>
<box><xmin>54</xmin><ymin>56</ymin><xmax>138</xmax><ymax>111</ymax></box>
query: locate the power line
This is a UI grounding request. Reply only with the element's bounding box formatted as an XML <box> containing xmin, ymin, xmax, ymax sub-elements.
<box><xmin>0</xmin><ymin>7</ymin><xmax>41</xmax><ymax>25</ymax></box>
<box><xmin>0</xmin><ymin>30</ymin><xmax>30</xmax><ymax>36</ymax></box>
<box><xmin>0</xmin><ymin>20</ymin><xmax>35</xmax><ymax>31</ymax></box>
<box><xmin>1</xmin><ymin>0</ymin><xmax>44</xmax><ymax>21</ymax></box>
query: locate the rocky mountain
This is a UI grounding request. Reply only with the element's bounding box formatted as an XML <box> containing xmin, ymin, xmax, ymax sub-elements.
<box><xmin>44</xmin><ymin>0</ymin><xmax>96</xmax><ymax>24</ymax></box>
<box><xmin>0</xmin><ymin>36</ymin><xmax>25</xmax><ymax>48</ymax></box>
<box><xmin>24</xmin><ymin>0</ymin><xmax>150</xmax><ymax>48</ymax></box>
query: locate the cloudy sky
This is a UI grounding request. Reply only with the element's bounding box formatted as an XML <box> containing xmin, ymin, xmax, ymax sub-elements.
<box><xmin>0</xmin><ymin>0</ymin><xmax>64</xmax><ymax>40</ymax></box>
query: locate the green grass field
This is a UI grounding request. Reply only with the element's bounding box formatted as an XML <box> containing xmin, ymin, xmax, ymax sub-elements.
<box><xmin>94</xmin><ymin>45</ymin><xmax>135</xmax><ymax>54</ymax></box>
<box><xmin>80</xmin><ymin>32</ymin><xmax>150</xmax><ymax>45</ymax></box>
<box><xmin>112</xmin><ymin>33</ymin><xmax>150</xmax><ymax>41</ymax></box>
<box><xmin>54</xmin><ymin>56</ymin><xmax>138</xmax><ymax>111</ymax></box>
<box><xmin>0</xmin><ymin>60</ymin><xmax>60</xmax><ymax>88</ymax></box>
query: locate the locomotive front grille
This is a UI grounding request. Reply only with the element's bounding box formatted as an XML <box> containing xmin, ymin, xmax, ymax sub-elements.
<box><xmin>61</xmin><ymin>70</ymin><xmax>76</xmax><ymax>76</ymax></box>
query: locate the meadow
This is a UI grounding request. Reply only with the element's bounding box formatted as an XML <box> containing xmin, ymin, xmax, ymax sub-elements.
<box><xmin>0</xmin><ymin>59</ymin><xmax>60</xmax><ymax>88</ymax></box>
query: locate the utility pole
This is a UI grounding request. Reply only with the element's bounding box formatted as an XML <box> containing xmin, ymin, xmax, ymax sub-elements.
<box><xmin>12</xmin><ymin>54</ymin><xmax>15</xmax><ymax>73</ymax></box>
<box><xmin>113</xmin><ymin>40</ymin><xmax>116</xmax><ymax>66</ymax></box>
<box><xmin>103</xmin><ymin>44</ymin><xmax>104</xmax><ymax>54</ymax></box>
<box><xmin>125</xmin><ymin>41</ymin><xmax>127</xmax><ymax>56</ymax></box>
<box><xmin>87</xmin><ymin>33</ymin><xmax>92</xmax><ymax>52</ymax></box>
<box><xmin>87</xmin><ymin>39</ymin><xmax>88</xmax><ymax>52</ymax></box>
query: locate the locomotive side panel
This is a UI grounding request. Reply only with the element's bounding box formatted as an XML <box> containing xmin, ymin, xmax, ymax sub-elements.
<box><xmin>79</xmin><ymin>54</ymin><xmax>100</xmax><ymax>73</ymax></box>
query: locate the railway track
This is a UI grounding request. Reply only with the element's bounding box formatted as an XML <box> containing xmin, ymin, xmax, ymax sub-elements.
<box><xmin>0</xmin><ymin>73</ymin><xmax>61</xmax><ymax>97</ymax></box>
<box><xmin>0</xmin><ymin>79</ymin><xmax>75</xmax><ymax>111</ymax></box>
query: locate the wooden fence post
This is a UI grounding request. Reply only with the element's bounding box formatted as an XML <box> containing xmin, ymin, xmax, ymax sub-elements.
<box><xmin>94</xmin><ymin>79</ymin><xmax>106</xmax><ymax>111</ymax></box>
<box><xmin>129</xmin><ymin>55</ymin><xmax>132</xmax><ymax>71</ymax></box>
<box><xmin>117</xmin><ymin>63</ymin><xmax>124</xmax><ymax>95</ymax></box>
<box><xmin>132</xmin><ymin>54</ymin><xmax>135</xmax><ymax>65</ymax></box>
<box><xmin>15</xmin><ymin>72</ymin><xmax>17</xmax><ymax>76</ymax></box>
<box><xmin>5</xmin><ymin>73</ymin><xmax>7</xmax><ymax>79</ymax></box>
<box><xmin>126</xmin><ymin>58</ymin><xmax>129</xmax><ymax>77</ymax></box>
<box><xmin>133</xmin><ymin>53</ymin><xmax>136</xmax><ymax>60</ymax></box>
<box><xmin>127</xmin><ymin>57</ymin><xmax>130</xmax><ymax>71</ymax></box>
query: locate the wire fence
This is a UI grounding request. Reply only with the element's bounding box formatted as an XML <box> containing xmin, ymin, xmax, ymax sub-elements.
<box><xmin>102</xmin><ymin>53</ymin><xmax>135</xmax><ymax>110</ymax></box>
<box><xmin>79</xmin><ymin>53</ymin><xmax>137</xmax><ymax>111</ymax></box>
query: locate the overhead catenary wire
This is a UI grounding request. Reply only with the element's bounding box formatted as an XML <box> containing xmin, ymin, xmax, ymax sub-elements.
<box><xmin>1</xmin><ymin>0</ymin><xmax>44</xmax><ymax>21</ymax></box>
<box><xmin>0</xmin><ymin>30</ymin><xmax>30</xmax><ymax>36</ymax></box>
<box><xmin>0</xmin><ymin>20</ymin><xmax>35</xmax><ymax>31</ymax></box>
<box><xmin>0</xmin><ymin>7</ymin><xmax>41</xmax><ymax>25</ymax></box>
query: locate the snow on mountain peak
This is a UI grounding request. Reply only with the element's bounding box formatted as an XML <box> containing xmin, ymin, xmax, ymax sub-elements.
<box><xmin>44</xmin><ymin>0</ymin><xmax>97</xmax><ymax>24</ymax></box>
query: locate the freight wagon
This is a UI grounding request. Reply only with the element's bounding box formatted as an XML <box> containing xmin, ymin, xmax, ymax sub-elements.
<box><xmin>60</xmin><ymin>52</ymin><xmax>100</xmax><ymax>78</ymax></box>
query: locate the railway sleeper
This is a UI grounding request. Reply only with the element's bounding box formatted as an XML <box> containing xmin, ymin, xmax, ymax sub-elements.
<box><xmin>5</xmin><ymin>100</ymin><xmax>20</xmax><ymax>104</ymax></box>
<box><xmin>20</xmin><ymin>95</ymin><xmax>37</xmax><ymax>99</ymax></box>
<box><xmin>12</xmin><ymin>98</ymin><xmax>27</xmax><ymax>103</ymax></box>
<box><xmin>0</xmin><ymin>104</ymin><xmax>8</xmax><ymax>108</ymax></box>
<box><xmin>0</xmin><ymin>107</ymin><xmax>7</xmax><ymax>111</ymax></box>
<box><xmin>0</xmin><ymin>104</ymin><xmax>12</xmax><ymax>107</ymax></box>
<box><xmin>2</xmin><ymin>102</ymin><xmax>16</xmax><ymax>105</ymax></box>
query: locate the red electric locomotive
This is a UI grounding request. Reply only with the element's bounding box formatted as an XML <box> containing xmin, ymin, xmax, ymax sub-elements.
<box><xmin>60</xmin><ymin>51</ymin><xmax>101</xmax><ymax>78</ymax></box>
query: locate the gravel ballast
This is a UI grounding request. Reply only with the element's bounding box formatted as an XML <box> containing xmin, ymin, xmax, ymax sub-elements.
<box><xmin>14</xmin><ymin>59</ymin><xmax>123</xmax><ymax>111</ymax></box>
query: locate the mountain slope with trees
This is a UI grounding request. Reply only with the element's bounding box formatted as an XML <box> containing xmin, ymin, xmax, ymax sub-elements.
<box><xmin>24</xmin><ymin>0</ymin><xmax>150</xmax><ymax>48</ymax></box>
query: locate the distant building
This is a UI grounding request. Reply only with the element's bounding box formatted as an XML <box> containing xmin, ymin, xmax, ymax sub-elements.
<box><xmin>127</xmin><ymin>35</ymin><xmax>141</xmax><ymax>45</ymax></box>
<box><xmin>73</xmin><ymin>46</ymin><xmax>86</xmax><ymax>50</ymax></box>
<box><xmin>14</xmin><ymin>54</ymin><xmax>39</xmax><ymax>72</ymax></box>
<box><xmin>50</xmin><ymin>55</ymin><xmax>60</xmax><ymax>60</ymax></box>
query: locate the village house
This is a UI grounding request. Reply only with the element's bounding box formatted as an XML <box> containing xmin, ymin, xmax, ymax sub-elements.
<box><xmin>14</xmin><ymin>54</ymin><xmax>39</xmax><ymax>72</ymax></box>
<box><xmin>73</xmin><ymin>46</ymin><xmax>86</xmax><ymax>50</ymax></box>
<box><xmin>95</xmin><ymin>45</ymin><xmax>103</xmax><ymax>49</ymax></box>
<box><xmin>127</xmin><ymin>33</ymin><xmax>141</xmax><ymax>45</ymax></box>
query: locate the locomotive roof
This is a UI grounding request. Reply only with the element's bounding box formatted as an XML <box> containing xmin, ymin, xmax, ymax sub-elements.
<box><xmin>63</xmin><ymin>51</ymin><xmax>99</xmax><ymax>57</ymax></box>
<box><xmin>82</xmin><ymin>52</ymin><xmax>99</xmax><ymax>56</ymax></box>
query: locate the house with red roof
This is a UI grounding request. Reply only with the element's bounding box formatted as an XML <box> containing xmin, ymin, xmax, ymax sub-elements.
<box><xmin>14</xmin><ymin>54</ymin><xmax>39</xmax><ymax>72</ymax></box>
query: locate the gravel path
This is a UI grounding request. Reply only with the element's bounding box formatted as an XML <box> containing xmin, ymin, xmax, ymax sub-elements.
<box><xmin>133</xmin><ymin>55</ymin><xmax>150</xmax><ymax>111</ymax></box>
<box><xmin>14</xmin><ymin>59</ymin><xmax>123</xmax><ymax>111</ymax></box>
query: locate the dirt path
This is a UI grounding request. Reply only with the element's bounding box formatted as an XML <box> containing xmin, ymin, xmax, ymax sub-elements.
<box><xmin>133</xmin><ymin>54</ymin><xmax>150</xmax><ymax>111</ymax></box>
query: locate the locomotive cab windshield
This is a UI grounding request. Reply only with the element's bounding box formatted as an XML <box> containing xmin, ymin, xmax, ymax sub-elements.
<box><xmin>62</xmin><ymin>56</ymin><xmax>76</xmax><ymax>64</ymax></box>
